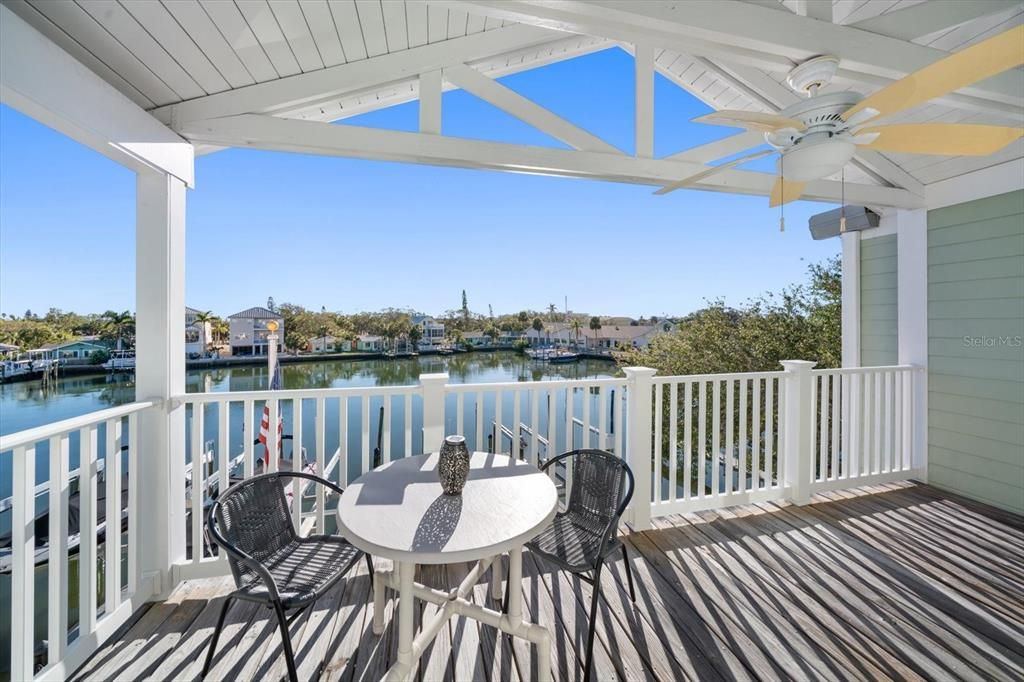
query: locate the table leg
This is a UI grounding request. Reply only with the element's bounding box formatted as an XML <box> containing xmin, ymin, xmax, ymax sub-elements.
<box><xmin>506</xmin><ymin>547</ymin><xmax>522</xmax><ymax>619</ymax></box>
<box><xmin>490</xmin><ymin>552</ymin><xmax>503</xmax><ymax>600</ymax></box>
<box><xmin>372</xmin><ymin>562</ymin><xmax>385</xmax><ymax>635</ymax></box>
<box><xmin>385</xmin><ymin>561</ymin><xmax>416</xmax><ymax>682</ymax></box>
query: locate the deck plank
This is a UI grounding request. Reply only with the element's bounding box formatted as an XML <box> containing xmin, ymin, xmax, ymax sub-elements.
<box><xmin>70</xmin><ymin>483</ymin><xmax>1024</xmax><ymax>682</ymax></box>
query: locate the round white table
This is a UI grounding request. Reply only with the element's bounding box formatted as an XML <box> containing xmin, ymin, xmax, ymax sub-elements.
<box><xmin>336</xmin><ymin>451</ymin><xmax>557</xmax><ymax>682</ymax></box>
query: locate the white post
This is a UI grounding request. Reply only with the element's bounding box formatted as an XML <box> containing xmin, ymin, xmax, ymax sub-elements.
<box><xmin>623</xmin><ymin>367</ymin><xmax>656</xmax><ymax>530</ymax></box>
<box><xmin>634</xmin><ymin>44</ymin><xmax>654</xmax><ymax>158</ymax></box>
<box><xmin>841</xmin><ymin>230</ymin><xmax>861</xmax><ymax>368</ymax></box>
<box><xmin>896</xmin><ymin>208</ymin><xmax>928</xmax><ymax>479</ymax></box>
<box><xmin>136</xmin><ymin>171</ymin><xmax>187</xmax><ymax>597</ymax></box>
<box><xmin>419</xmin><ymin>70</ymin><xmax>442</xmax><ymax>135</ymax></box>
<box><xmin>781</xmin><ymin>360</ymin><xmax>816</xmax><ymax>505</ymax></box>
<box><xmin>420</xmin><ymin>373</ymin><xmax>449</xmax><ymax>452</ymax></box>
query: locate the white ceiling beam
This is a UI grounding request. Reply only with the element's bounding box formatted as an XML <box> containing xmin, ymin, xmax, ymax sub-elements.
<box><xmin>634</xmin><ymin>43</ymin><xmax>654</xmax><ymax>158</ymax></box>
<box><xmin>665</xmin><ymin>131</ymin><xmax>766</xmax><ymax>163</ymax></box>
<box><xmin>0</xmin><ymin>3</ymin><xmax>193</xmax><ymax>185</ymax></box>
<box><xmin>437</xmin><ymin>0</ymin><xmax>1023</xmax><ymax>108</ymax></box>
<box><xmin>793</xmin><ymin>1</ymin><xmax>833</xmax><ymax>23</ymax></box>
<box><xmin>419</xmin><ymin>70</ymin><xmax>442</xmax><ymax>134</ymax></box>
<box><xmin>851</xmin><ymin>150</ymin><xmax>925</xmax><ymax>197</ymax></box>
<box><xmin>151</xmin><ymin>24</ymin><xmax>564</xmax><ymax>124</ymax></box>
<box><xmin>442</xmin><ymin>63</ymin><xmax>620</xmax><ymax>153</ymax></box>
<box><xmin>176</xmin><ymin>113</ymin><xmax>923</xmax><ymax>208</ymax></box>
<box><xmin>849</xmin><ymin>0</ymin><xmax>1020</xmax><ymax>42</ymax></box>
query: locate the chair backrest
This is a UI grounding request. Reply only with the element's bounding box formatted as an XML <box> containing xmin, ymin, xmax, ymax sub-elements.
<box><xmin>564</xmin><ymin>449</ymin><xmax>633</xmax><ymax>543</ymax></box>
<box><xmin>213</xmin><ymin>474</ymin><xmax>296</xmax><ymax>587</ymax></box>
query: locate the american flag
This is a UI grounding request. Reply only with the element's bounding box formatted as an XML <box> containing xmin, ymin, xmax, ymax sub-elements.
<box><xmin>258</xmin><ymin>359</ymin><xmax>283</xmax><ymax>468</ymax></box>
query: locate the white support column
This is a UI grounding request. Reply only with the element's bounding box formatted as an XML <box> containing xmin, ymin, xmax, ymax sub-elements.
<box><xmin>623</xmin><ymin>367</ymin><xmax>656</xmax><ymax>530</ymax></box>
<box><xmin>420</xmin><ymin>373</ymin><xmax>449</xmax><ymax>452</ymax></box>
<box><xmin>419</xmin><ymin>70</ymin><xmax>442</xmax><ymax>135</ymax></box>
<box><xmin>781</xmin><ymin>360</ymin><xmax>816</xmax><ymax>505</ymax></box>
<box><xmin>136</xmin><ymin>171</ymin><xmax>187</xmax><ymax>597</ymax></box>
<box><xmin>841</xmin><ymin>229</ymin><xmax>861</xmax><ymax>367</ymax></box>
<box><xmin>896</xmin><ymin>208</ymin><xmax>929</xmax><ymax>478</ymax></box>
<box><xmin>634</xmin><ymin>44</ymin><xmax>654</xmax><ymax>158</ymax></box>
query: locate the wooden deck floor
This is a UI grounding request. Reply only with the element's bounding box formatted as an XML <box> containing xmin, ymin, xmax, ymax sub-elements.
<box><xmin>72</xmin><ymin>481</ymin><xmax>1024</xmax><ymax>682</ymax></box>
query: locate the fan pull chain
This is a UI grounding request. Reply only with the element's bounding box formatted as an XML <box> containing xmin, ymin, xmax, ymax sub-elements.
<box><xmin>839</xmin><ymin>168</ymin><xmax>847</xmax><ymax>234</ymax></box>
<box><xmin>779</xmin><ymin>155</ymin><xmax>785</xmax><ymax>232</ymax></box>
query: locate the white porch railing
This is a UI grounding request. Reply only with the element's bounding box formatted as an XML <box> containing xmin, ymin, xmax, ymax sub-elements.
<box><xmin>3</xmin><ymin>361</ymin><xmax>925</xmax><ymax>680</ymax></box>
<box><xmin>0</xmin><ymin>401</ymin><xmax>155</xmax><ymax>682</ymax></box>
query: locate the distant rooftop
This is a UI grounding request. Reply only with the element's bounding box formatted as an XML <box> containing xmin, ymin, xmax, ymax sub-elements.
<box><xmin>227</xmin><ymin>306</ymin><xmax>283</xmax><ymax>320</ymax></box>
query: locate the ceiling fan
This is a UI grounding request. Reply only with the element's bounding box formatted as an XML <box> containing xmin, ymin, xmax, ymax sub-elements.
<box><xmin>656</xmin><ymin>25</ymin><xmax>1024</xmax><ymax>207</ymax></box>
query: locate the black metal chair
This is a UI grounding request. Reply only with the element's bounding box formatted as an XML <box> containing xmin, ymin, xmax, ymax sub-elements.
<box><xmin>525</xmin><ymin>449</ymin><xmax>636</xmax><ymax>681</ymax></box>
<box><xmin>202</xmin><ymin>471</ymin><xmax>373</xmax><ymax>682</ymax></box>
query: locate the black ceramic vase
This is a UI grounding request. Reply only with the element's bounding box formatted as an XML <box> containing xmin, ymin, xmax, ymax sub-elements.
<box><xmin>438</xmin><ymin>435</ymin><xmax>470</xmax><ymax>495</ymax></box>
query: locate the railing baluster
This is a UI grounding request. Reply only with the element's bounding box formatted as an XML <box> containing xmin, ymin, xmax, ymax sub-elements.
<box><xmin>738</xmin><ymin>379</ymin><xmax>747</xmax><ymax>494</ymax></box>
<box><xmin>752</xmin><ymin>378</ymin><xmax>760</xmax><ymax>490</ymax></box>
<box><xmin>667</xmin><ymin>382</ymin><xmax>675</xmax><ymax>499</ymax></box>
<box><xmin>683</xmin><ymin>381</ymin><xmax>692</xmax><ymax>500</ymax></box>
<box><xmin>725</xmin><ymin>379</ymin><xmax>734</xmax><ymax>495</ymax></box>
<box><xmin>475</xmin><ymin>392</ymin><xmax>484</xmax><ymax>452</ymax></box>
<box><xmin>563</xmin><ymin>387</ymin><xmax>573</xmax><ymax>490</ymax></box>
<box><xmin>810</xmin><ymin>375</ymin><xmax>819</xmax><ymax>482</ymax></box>
<box><xmin>841</xmin><ymin>374</ymin><xmax>851</xmax><ymax>479</ymax></box>
<box><xmin>48</xmin><ymin>433</ymin><xmax>70</xmax><ymax>664</ymax></box>
<box><xmin>293</xmin><ymin>399</ymin><xmax>304</xmax><ymax>531</ymax></box>
<box><xmin>11</xmin><ymin>444</ymin><xmax>35</xmax><ymax>682</ymax></box>
<box><xmin>191</xmin><ymin>407</ymin><xmax>204</xmax><ymax>562</ymax></box>
<box><xmin>218</xmin><ymin>399</ymin><xmax>229</xmax><ymax>496</ymax></box>
<box><xmin>711</xmin><ymin>380</ymin><xmax>721</xmax><ymax>497</ymax></box>
<box><xmin>530</xmin><ymin>390</ymin><xmax>540</xmax><ymax>466</ymax></box>
<box><xmin>765</xmin><ymin>378</ymin><xmax>774</xmax><ymax>487</ymax></box>
<box><xmin>456</xmin><ymin>392</ymin><xmax>465</xmax><ymax>437</ymax></box>
<box><xmin>128</xmin><ymin>413</ymin><xmax>139</xmax><ymax>594</ymax></box>
<box><xmin>80</xmin><ymin>425</ymin><xmax>98</xmax><ymax>635</ymax></box>
<box><xmin>883</xmin><ymin>372</ymin><xmax>893</xmax><ymax>473</ymax></box>
<box><xmin>598</xmin><ymin>386</ymin><xmax>608</xmax><ymax>453</ymax></box>
<box><xmin>244</xmin><ymin>399</ymin><xmax>254</xmax><ymax>479</ymax></box>
<box><xmin>316</xmin><ymin>397</ymin><xmax>326</xmax><ymax>531</ymax></box>
<box><xmin>495</xmin><ymin>390</ymin><xmax>504</xmax><ymax>454</ymax></box>
<box><xmin>513</xmin><ymin>389</ymin><xmax>522</xmax><ymax>458</ymax></box>
<box><xmin>268</xmin><ymin>398</ymin><xmax>279</xmax><ymax>474</ymax></box>
<box><xmin>818</xmin><ymin>375</ymin><xmax>828</xmax><ymax>482</ymax></box>
<box><xmin>653</xmin><ymin>384</ymin><xmax>662</xmax><ymax>504</ymax></box>
<box><xmin>383</xmin><ymin>394</ymin><xmax>392</xmax><ymax>463</ymax></box>
<box><xmin>901</xmin><ymin>370</ymin><xmax>912</xmax><ymax>471</ymax></box>
<box><xmin>873</xmin><ymin>371</ymin><xmax>882</xmax><ymax>475</ymax></box>
<box><xmin>361</xmin><ymin>394</ymin><xmax>370</xmax><ymax>476</ymax></box>
<box><xmin>340</xmin><ymin>396</ymin><xmax>349</xmax><ymax>486</ymax></box>
<box><xmin>547</xmin><ymin>389</ymin><xmax>557</xmax><ymax>462</ymax></box>
<box><xmin>830</xmin><ymin>374</ymin><xmax>840</xmax><ymax>480</ymax></box>
<box><xmin>404</xmin><ymin>393</ymin><xmax>413</xmax><ymax>459</ymax></box>
<box><xmin>105</xmin><ymin>418</ymin><xmax>123</xmax><ymax>610</ymax></box>
<box><xmin>698</xmin><ymin>381</ymin><xmax>707</xmax><ymax>499</ymax></box>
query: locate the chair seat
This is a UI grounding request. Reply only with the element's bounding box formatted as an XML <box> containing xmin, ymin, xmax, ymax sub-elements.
<box><xmin>526</xmin><ymin>512</ymin><xmax>620</xmax><ymax>573</ymax></box>
<box><xmin>233</xmin><ymin>534</ymin><xmax>362</xmax><ymax>607</ymax></box>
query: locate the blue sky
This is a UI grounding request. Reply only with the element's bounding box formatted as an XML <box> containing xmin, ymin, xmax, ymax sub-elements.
<box><xmin>0</xmin><ymin>47</ymin><xmax>837</xmax><ymax>319</ymax></box>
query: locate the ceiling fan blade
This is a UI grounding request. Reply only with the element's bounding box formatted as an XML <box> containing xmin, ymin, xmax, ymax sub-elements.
<box><xmin>655</xmin><ymin>149</ymin><xmax>775</xmax><ymax>195</ymax></box>
<box><xmin>857</xmin><ymin>123</ymin><xmax>1024</xmax><ymax>155</ymax></box>
<box><xmin>693</xmin><ymin>110</ymin><xmax>806</xmax><ymax>132</ymax></box>
<box><xmin>769</xmin><ymin>176</ymin><xmax>806</xmax><ymax>208</ymax></box>
<box><xmin>843</xmin><ymin>24</ymin><xmax>1024</xmax><ymax>122</ymax></box>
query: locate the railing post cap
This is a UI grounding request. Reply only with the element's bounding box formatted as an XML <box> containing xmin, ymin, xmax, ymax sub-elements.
<box><xmin>780</xmin><ymin>360</ymin><xmax>817</xmax><ymax>372</ymax></box>
<box><xmin>419</xmin><ymin>373</ymin><xmax>449</xmax><ymax>385</ymax></box>
<box><xmin>622</xmin><ymin>366</ymin><xmax>658</xmax><ymax>379</ymax></box>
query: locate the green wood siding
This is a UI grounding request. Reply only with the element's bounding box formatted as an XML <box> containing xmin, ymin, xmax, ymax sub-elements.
<box><xmin>861</xmin><ymin>234</ymin><xmax>898</xmax><ymax>366</ymax></box>
<box><xmin>928</xmin><ymin>189</ymin><xmax>1024</xmax><ymax>515</ymax></box>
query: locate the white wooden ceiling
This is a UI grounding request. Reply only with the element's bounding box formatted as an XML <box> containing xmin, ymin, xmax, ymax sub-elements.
<box><xmin>4</xmin><ymin>0</ymin><xmax>1022</xmax><ymax>190</ymax></box>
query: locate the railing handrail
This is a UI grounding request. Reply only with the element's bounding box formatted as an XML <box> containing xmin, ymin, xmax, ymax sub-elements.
<box><xmin>654</xmin><ymin>370</ymin><xmax>786</xmax><ymax>383</ymax></box>
<box><xmin>445</xmin><ymin>377</ymin><xmax>626</xmax><ymax>391</ymax></box>
<box><xmin>811</xmin><ymin>364</ymin><xmax>922</xmax><ymax>375</ymax></box>
<box><xmin>0</xmin><ymin>399</ymin><xmax>157</xmax><ymax>451</ymax></box>
<box><xmin>178</xmin><ymin>384</ymin><xmax>421</xmax><ymax>403</ymax></box>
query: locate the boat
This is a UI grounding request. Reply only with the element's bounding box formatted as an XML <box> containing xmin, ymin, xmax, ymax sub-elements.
<box><xmin>0</xmin><ymin>357</ymin><xmax>59</xmax><ymax>382</ymax></box>
<box><xmin>548</xmin><ymin>350</ymin><xmax>580</xmax><ymax>364</ymax></box>
<box><xmin>103</xmin><ymin>350</ymin><xmax>135</xmax><ymax>371</ymax></box>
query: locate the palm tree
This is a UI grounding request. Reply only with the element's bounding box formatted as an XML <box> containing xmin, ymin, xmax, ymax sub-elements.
<box><xmin>570</xmin><ymin>318</ymin><xmax>582</xmax><ymax>348</ymax></box>
<box><xmin>546</xmin><ymin>303</ymin><xmax>558</xmax><ymax>321</ymax></box>
<box><xmin>212</xmin><ymin>319</ymin><xmax>229</xmax><ymax>345</ymax></box>
<box><xmin>408</xmin><ymin>324</ymin><xmax>423</xmax><ymax>351</ymax></box>
<box><xmin>104</xmin><ymin>310</ymin><xmax>134</xmax><ymax>351</ymax></box>
<box><xmin>589</xmin><ymin>316</ymin><xmax>602</xmax><ymax>350</ymax></box>
<box><xmin>193</xmin><ymin>310</ymin><xmax>215</xmax><ymax>353</ymax></box>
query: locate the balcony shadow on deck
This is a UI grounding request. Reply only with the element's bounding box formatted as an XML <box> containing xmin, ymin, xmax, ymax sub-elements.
<box><xmin>71</xmin><ymin>481</ymin><xmax>1024</xmax><ymax>682</ymax></box>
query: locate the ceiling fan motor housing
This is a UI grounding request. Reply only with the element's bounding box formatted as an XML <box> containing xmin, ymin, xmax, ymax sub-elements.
<box><xmin>770</xmin><ymin>91</ymin><xmax>864</xmax><ymax>181</ymax></box>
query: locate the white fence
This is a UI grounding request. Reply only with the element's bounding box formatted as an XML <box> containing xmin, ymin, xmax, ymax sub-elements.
<box><xmin>2</xmin><ymin>362</ymin><xmax>924</xmax><ymax>680</ymax></box>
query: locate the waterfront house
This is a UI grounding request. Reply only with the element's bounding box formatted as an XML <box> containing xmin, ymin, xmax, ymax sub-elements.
<box><xmin>0</xmin><ymin>343</ymin><xmax>17</xmax><ymax>358</ymax></box>
<box><xmin>356</xmin><ymin>334</ymin><xmax>384</xmax><ymax>352</ymax></box>
<box><xmin>310</xmin><ymin>335</ymin><xmax>352</xmax><ymax>353</ymax></box>
<box><xmin>227</xmin><ymin>307</ymin><xmax>284</xmax><ymax>356</ymax></box>
<box><xmin>590</xmin><ymin>322</ymin><xmax>676</xmax><ymax>351</ymax></box>
<box><xmin>411</xmin><ymin>315</ymin><xmax>445</xmax><ymax>350</ymax></box>
<box><xmin>3</xmin><ymin>3</ymin><xmax>1023</xmax><ymax>681</ymax></box>
<box><xmin>184</xmin><ymin>306</ymin><xmax>211</xmax><ymax>357</ymax></box>
<box><xmin>26</xmin><ymin>338</ymin><xmax>108</xmax><ymax>365</ymax></box>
